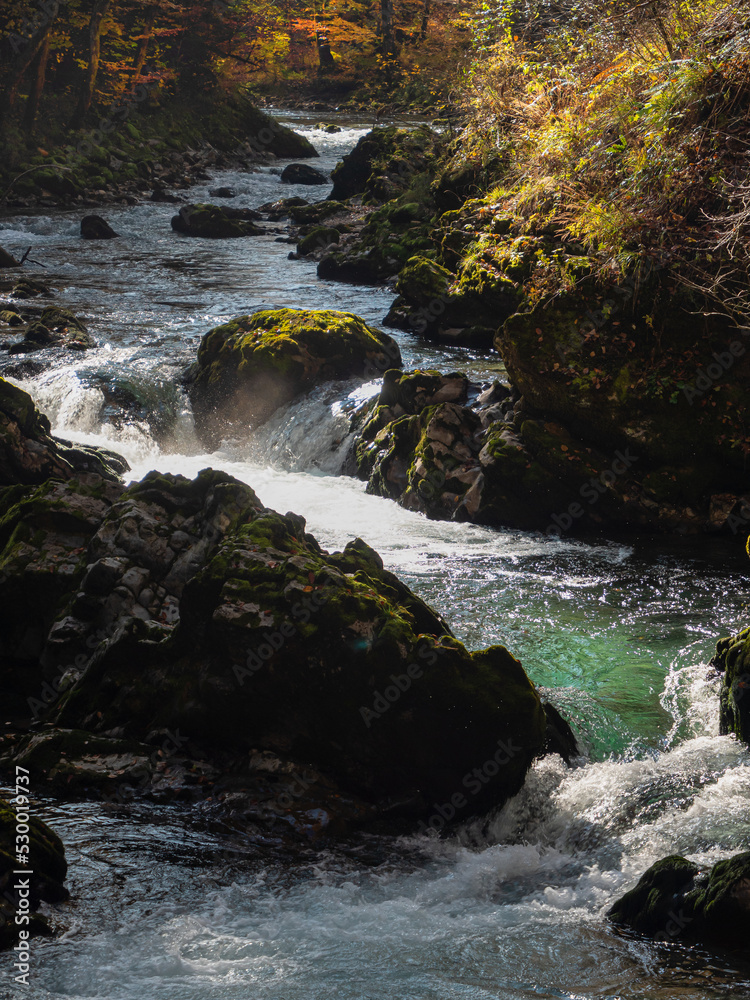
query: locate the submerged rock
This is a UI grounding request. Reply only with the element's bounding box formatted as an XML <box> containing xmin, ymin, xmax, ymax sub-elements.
<box><xmin>0</xmin><ymin>796</ymin><xmax>68</xmax><ymax>949</ymax></box>
<box><xmin>0</xmin><ymin>376</ymin><xmax>128</xmax><ymax>487</ymax></box>
<box><xmin>8</xmin><ymin>307</ymin><xmax>95</xmax><ymax>354</ymax></box>
<box><xmin>186</xmin><ymin>308</ymin><xmax>401</xmax><ymax>448</ymax></box>
<box><xmin>608</xmin><ymin>852</ymin><xmax>750</xmax><ymax>950</ymax></box>
<box><xmin>281</xmin><ymin>163</ymin><xmax>328</xmax><ymax>186</ymax></box>
<box><xmin>80</xmin><ymin>215</ymin><xmax>118</xmax><ymax>240</ymax></box>
<box><xmin>208</xmin><ymin>186</ymin><xmax>236</xmax><ymax>198</ymax></box>
<box><xmin>0</xmin><ymin>468</ymin><xmax>567</xmax><ymax>833</ymax></box>
<box><xmin>171</xmin><ymin>203</ymin><xmax>263</xmax><ymax>238</ymax></box>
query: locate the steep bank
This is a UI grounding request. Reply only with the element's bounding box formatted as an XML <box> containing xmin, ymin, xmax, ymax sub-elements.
<box><xmin>0</xmin><ymin>92</ymin><xmax>317</xmax><ymax>211</ymax></box>
<box><xmin>307</xmin><ymin>2</ymin><xmax>750</xmax><ymax>536</ymax></box>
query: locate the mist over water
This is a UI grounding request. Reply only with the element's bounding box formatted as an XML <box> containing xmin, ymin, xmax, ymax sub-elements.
<box><xmin>2</xmin><ymin>113</ymin><xmax>750</xmax><ymax>1000</ymax></box>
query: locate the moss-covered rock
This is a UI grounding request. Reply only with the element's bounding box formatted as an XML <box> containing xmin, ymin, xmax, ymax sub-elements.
<box><xmin>329</xmin><ymin>126</ymin><xmax>441</xmax><ymax>203</ymax></box>
<box><xmin>0</xmin><ymin>469</ymin><xmax>563</xmax><ymax>828</ymax></box>
<box><xmin>608</xmin><ymin>852</ymin><xmax>750</xmax><ymax>950</ymax></box>
<box><xmin>171</xmin><ymin>203</ymin><xmax>263</xmax><ymax>238</ymax></box>
<box><xmin>186</xmin><ymin>308</ymin><xmax>401</xmax><ymax>448</ymax></box>
<box><xmin>0</xmin><ymin>795</ymin><xmax>68</xmax><ymax>950</ymax></box>
<box><xmin>0</xmin><ymin>377</ymin><xmax>128</xmax><ymax>487</ymax></box>
<box><xmin>713</xmin><ymin>610</ymin><xmax>750</xmax><ymax>744</ymax></box>
<box><xmin>297</xmin><ymin>226</ymin><xmax>340</xmax><ymax>256</ymax></box>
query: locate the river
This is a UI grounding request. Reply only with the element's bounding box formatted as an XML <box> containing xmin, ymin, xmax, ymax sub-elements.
<box><xmin>1</xmin><ymin>110</ymin><xmax>750</xmax><ymax>1000</ymax></box>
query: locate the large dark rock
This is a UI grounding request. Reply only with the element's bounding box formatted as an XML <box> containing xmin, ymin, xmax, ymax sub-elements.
<box><xmin>0</xmin><ymin>376</ymin><xmax>128</xmax><ymax>487</ymax></box>
<box><xmin>186</xmin><ymin>308</ymin><xmax>402</xmax><ymax>448</ymax></box>
<box><xmin>329</xmin><ymin>126</ymin><xmax>440</xmax><ymax>203</ymax></box>
<box><xmin>0</xmin><ymin>796</ymin><xmax>68</xmax><ymax>950</ymax></box>
<box><xmin>0</xmin><ymin>248</ymin><xmax>21</xmax><ymax>268</ymax></box>
<box><xmin>0</xmin><ymin>468</ymin><xmax>554</xmax><ymax>830</ymax></box>
<box><xmin>281</xmin><ymin>163</ymin><xmax>328</xmax><ymax>186</ymax></box>
<box><xmin>608</xmin><ymin>853</ymin><xmax>750</xmax><ymax>950</ymax></box>
<box><xmin>171</xmin><ymin>203</ymin><xmax>263</xmax><ymax>238</ymax></box>
<box><xmin>80</xmin><ymin>215</ymin><xmax>118</xmax><ymax>240</ymax></box>
<box><xmin>713</xmin><ymin>596</ymin><xmax>750</xmax><ymax>744</ymax></box>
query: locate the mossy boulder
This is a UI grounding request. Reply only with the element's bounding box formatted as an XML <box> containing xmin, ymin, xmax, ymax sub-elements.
<box><xmin>171</xmin><ymin>203</ymin><xmax>263</xmax><ymax>238</ymax></box>
<box><xmin>0</xmin><ymin>377</ymin><xmax>128</xmax><ymax>487</ymax></box>
<box><xmin>385</xmin><ymin>252</ymin><xmax>519</xmax><ymax>341</ymax></box>
<box><xmin>329</xmin><ymin>126</ymin><xmax>441</xmax><ymax>204</ymax></box>
<box><xmin>0</xmin><ymin>796</ymin><xmax>68</xmax><ymax>949</ymax></box>
<box><xmin>297</xmin><ymin>226</ymin><xmax>340</xmax><ymax>256</ymax></box>
<box><xmin>0</xmin><ymin>470</ymin><xmax>560</xmax><ymax>827</ymax></box>
<box><xmin>713</xmin><ymin>610</ymin><xmax>750</xmax><ymax>744</ymax></box>
<box><xmin>608</xmin><ymin>852</ymin><xmax>750</xmax><ymax>950</ymax></box>
<box><xmin>494</xmin><ymin>271</ymin><xmax>750</xmax><ymax>529</ymax></box>
<box><xmin>186</xmin><ymin>308</ymin><xmax>402</xmax><ymax>448</ymax></box>
<box><xmin>51</xmin><ymin>472</ymin><xmax>549</xmax><ymax>820</ymax></box>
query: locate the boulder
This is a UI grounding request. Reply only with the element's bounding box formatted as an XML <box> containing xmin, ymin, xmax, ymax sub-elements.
<box><xmin>329</xmin><ymin>126</ymin><xmax>441</xmax><ymax>203</ymax></box>
<box><xmin>0</xmin><ymin>796</ymin><xmax>68</xmax><ymax>949</ymax></box>
<box><xmin>315</xmin><ymin>123</ymin><xmax>342</xmax><ymax>133</ymax></box>
<box><xmin>0</xmin><ymin>375</ymin><xmax>128</xmax><ymax>487</ymax></box>
<box><xmin>186</xmin><ymin>308</ymin><xmax>401</xmax><ymax>448</ymax></box>
<box><xmin>297</xmin><ymin>226</ymin><xmax>340</xmax><ymax>256</ymax></box>
<box><xmin>713</xmin><ymin>605</ymin><xmax>750</xmax><ymax>744</ymax></box>
<box><xmin>280</xmin><ymin>163</ymin><xmax>328</xmax><ymax>186</ymax></box>
<box><xmin>8</xmin><ymin>307</ymin><xmax>95</xmax><ymax>354</ymax></box>
<box><xmin>608</xmin><ymin>853</ymin><xmax>750</xmax><ymax>950</ymax></box>
<box><xmin>10</xmin><ymin>278</ymin><xmax>48</xmax><ymax>299</ymax></box>
<box><xmin>0</xmin><ymin>248</ymin><xmax>21</xmax><ymax>268</ymax></box>
<box><xmin>0</xmin><ymin>468</ymin><xmax>554</xmax><ymax>827</ymax></box>
<box><xmin>171</xmin><ymin>203</ymin><xmax>263</xmax><ymax>238</ymax></box>
<box><xmin>80</xmin><ymin>215</ymin><xmax>118</xmax><ymax>240</ymax></box>
<box><xmin>208</xmin><ymin>186</ymin><xmax>236</xmax><ymax>198</ymax></box>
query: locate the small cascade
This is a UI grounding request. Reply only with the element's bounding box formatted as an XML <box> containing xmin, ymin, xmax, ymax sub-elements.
<box><xmin>243</xmin><ymin>379</ymin><xmax>378</xmax><ymax>475</ymax></box>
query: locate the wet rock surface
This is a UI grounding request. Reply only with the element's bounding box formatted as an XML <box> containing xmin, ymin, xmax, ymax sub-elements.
<box><xmin>0</xmin><ymin>376</ymin><xmax>128</xmax><ymax>487</ymax></box>
<box><xmin>0</xmin><ymin>467</ymin><xmax>568</xmax><ymax>840</ymax></box>
<box><xmin>0</xmin><ymin>795</ymin><xmax>68</xmax><ymax>950</ymax></box>
<box><xmin>186</xmin><ymin>308</ymin><xmax>401</xmax><ymax>449</ymax></box>
<box><xmin>608</xmin><ymin>852</ymin><xmax>750</xmax><ymax>950</ymax></box>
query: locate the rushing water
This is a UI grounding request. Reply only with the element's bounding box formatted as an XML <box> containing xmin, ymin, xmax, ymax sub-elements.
<box><xmin>2</xmin><ymin>112</ymin><xmax>750</xmax><ymax>1000</ymax></box>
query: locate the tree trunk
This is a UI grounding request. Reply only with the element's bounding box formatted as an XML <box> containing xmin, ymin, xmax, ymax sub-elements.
<box><xmin>317</xmin><ymin>31</ymin><xmax>335</xmax><ymax>70</ymax></box>
<box><xmin>381</xmin><ymin>0</ymin><xmax>395</xmax><ymax>56</ymax></box>
<box><xmin>23</xmin><ymin>32</ymin><xmax>51</xmax><ymax>130</ymax></box>
<box><xmin>131</xmin><ymin>5</ymin><xmax>157</xmax><ymax>88</ymax></box>
<box><xmin>420</xmin><ymin>0</ymin><xmax>430</xmax><ymax>40</ymax></box>
<box><xmin>0</xmin><ymin>3</ymin><xmax>58</xmax><ymax>122</ymax></box>
<box><xmin>71</xmin><ymin>0</ymin><xmax>112</xmax><ymax>128</ymax></box>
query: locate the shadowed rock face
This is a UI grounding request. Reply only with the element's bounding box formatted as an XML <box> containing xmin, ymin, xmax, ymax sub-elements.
<box><xmin>0</xmin><ymin>796</ymin><xmax>68</xmax><ymax>950</ymax></box>
<box><xmin>0</xmin><ymin>376</ymin><xmax>128</xmax><ymax>486</ymax></box>
<box><xmin>0</xmin><ymin>467</ymin><xmax>558</xmax><ymax>829</ymax></box>
<box><xmin>608</xmin><ymin>852</ymin><xmax>750</xmax><ymax>950</ymax></box>
<box><xmin>185</xmin><ymin>308</ymin><xmax>402</xmax><ymax>449</ymax></box>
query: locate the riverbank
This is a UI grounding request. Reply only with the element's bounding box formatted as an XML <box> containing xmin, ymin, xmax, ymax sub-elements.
<box><xmin>0</xmin><ymin>91</ymin><xmax>318</xmax><ymax>212</ymax></box>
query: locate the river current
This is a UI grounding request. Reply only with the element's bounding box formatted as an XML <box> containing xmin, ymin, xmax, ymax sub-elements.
<box><xmin>1</xmin><ymin>111</ymin><xmax>750</xmax><ymax>1000</ymax></box>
